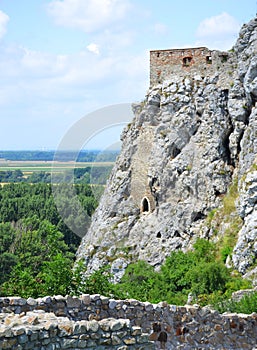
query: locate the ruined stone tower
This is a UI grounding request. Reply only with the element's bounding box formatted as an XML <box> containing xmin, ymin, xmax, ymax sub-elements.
<box><xmin>150</xmin><ymin>47</ymin><xmax>230</xmax><ymax>86</ymax></box>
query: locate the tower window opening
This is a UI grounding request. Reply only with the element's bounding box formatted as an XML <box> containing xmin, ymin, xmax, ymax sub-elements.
<box><xmin>206</xmin><ymin>56</ymin><xmax>212</xmax><ymax>64</ymax></box>
<box><xmin>220</xmin><ymin>54</ymin><xmax>228</xmax><ymax>63</ymax></box>
<box><xmin>141</xmin><ymin>197</ymin><xmax>150</xmax><ymax>213</ymax></box>
<box><xmin>183</xmin><ymin>57</ymin><xmax>192</xmax><ymax>67</ymax></box>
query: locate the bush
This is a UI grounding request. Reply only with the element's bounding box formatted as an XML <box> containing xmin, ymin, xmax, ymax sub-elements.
<box><xmin>71</xmin><ymin>263</ymin><xmax>114</xmax><ymax>297</ymax></box>
<box><xmin>113</xmin><ymin>260</ymin><xmax>160</xmax><ymax>302</ymax></box>
<box><xmin>159</xmin><ymin>250</ymin><xmax>196</xmax><ymax>293</ymax></box>
<box><xmin>109</xmin><ymin>239</ymin><xmax>251</xmax><ymax>307</ymax></box>
<box><xmin>215</xmin><ymin>292</ymin><xmax>257</xmax><ymax>314</ymax></box>
<box><xmin>220</xmin><ymin>245</ymin><xmax>233</xmax><ymax>263</ymax></box>
<box><xmin>189</xmin><ymin>261</ymin><xmax>230</xmax><ymax>295</ymax></box>
<box><xmin>193</xmin><ymin>238</ymin><xmax>217</xmax><ymax>262</ymax></box>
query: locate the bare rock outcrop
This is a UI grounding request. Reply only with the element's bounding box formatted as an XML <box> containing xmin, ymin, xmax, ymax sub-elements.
<box><xmin>77</xmin><ymin>17</ymin><xmax>257</xmax><ymax>282</ymax></box>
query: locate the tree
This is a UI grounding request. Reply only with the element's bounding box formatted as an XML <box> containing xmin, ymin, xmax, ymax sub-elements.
<box><xmin>39</xmin><ymin>254</ymin><xmax>73</xmax><ymax>296</ymax></box>
<box><xmin>0</xmin><ymin>264</ymin><xmax>41</xmax><ymax>298</ymax></box>
<box><xmin>71</xmin><ymin>263</ymin><xmax>114</xmax><ymax>297</ymax></box>
<box><xmin>188</xmin><ymin>261</ymin><xmax>230</xmax><ymax>295</ymax></box>
<box><xmin>0</xmin><ymin>252</ymin><xmax>18</xmax><ymax>284</ymax></box>
<box><xmin>113</xmin><ymin>260</ymin><xmax>160</xmax><ymax>302</ymax></box>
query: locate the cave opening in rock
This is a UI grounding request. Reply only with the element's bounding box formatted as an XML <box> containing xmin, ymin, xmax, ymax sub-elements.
<box><xmin>141</xmin><ymin>197</ymin><xmax>150</xmax><ymax>213</ymax></box>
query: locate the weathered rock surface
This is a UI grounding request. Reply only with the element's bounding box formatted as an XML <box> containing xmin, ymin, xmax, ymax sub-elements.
<box><xmin>77</xmin><ymin>17</ymin><xmax>257</xmax><ymax>281</ymax></box>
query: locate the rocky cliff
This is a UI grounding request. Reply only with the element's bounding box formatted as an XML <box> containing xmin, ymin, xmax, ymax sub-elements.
<box><xmin>77</xmin><ymin>17</ymin><xmax>257</xmax><ymax>282</ymax></box>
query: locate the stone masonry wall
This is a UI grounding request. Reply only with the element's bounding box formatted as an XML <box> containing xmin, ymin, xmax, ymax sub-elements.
<box><xmin>130</xmin><ymin>126</ymin><xmax>155</xmax><ymax>212</ymax></box>
<box><xmin>0</xmin><ymin>312</ymin><xmax>152</xmax><ymax>350</ymax></box>
<box><xmin>150</xmin><ymin>47</ymin><xmax>232</xmax><ymax>86</ymax></box>
<box><xmin>1</xmin><ymin>295</ymin><xmax>257</xmax><ymax>349</ymax></box>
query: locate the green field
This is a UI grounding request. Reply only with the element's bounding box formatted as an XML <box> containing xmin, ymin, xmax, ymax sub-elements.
<box><xmin>0</xmin><ymin>160</ymin><xmax>115</xmax><ymax>173</ymax></box>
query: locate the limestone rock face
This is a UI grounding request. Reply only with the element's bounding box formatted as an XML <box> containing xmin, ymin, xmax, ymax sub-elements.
<box><xmin>77</xmin><ymin>17</ymin><xmax>257</xmax><ymax>281</ymax></box>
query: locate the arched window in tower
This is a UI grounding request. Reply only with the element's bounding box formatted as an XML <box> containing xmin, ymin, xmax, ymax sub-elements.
<box><xmin>182</xmin><ymin>56</ymin><xmax>192</xmax><ymax>67</ymax></box>
<box><xmin>141</xmin><ymin>197</ymin><xmax>150</xmax><ymax>213</ymax></box>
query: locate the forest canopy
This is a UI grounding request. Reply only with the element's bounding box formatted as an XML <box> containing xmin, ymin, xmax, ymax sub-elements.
<box><xmin>0</xmin><ymin>182</ymin><xmax>97</xmax><ymax>297</ymax></box>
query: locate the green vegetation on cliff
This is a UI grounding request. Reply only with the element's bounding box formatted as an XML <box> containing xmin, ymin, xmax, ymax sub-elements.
<box><xmin>73</xmin><ymin>239</ymin><xmax>251</xmax><ymax>311</ymax></box>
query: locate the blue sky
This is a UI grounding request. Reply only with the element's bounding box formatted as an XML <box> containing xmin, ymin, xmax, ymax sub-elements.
<box><xmin>0</xmin><ymin>0</ymin><xmax>256</xmax><ymax>150</ymax></box>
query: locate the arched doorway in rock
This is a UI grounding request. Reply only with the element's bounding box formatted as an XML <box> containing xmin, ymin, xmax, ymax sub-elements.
<box><xmin>141</xmin><ymin>197</ymin><xmax>150</xmax><ymax>213</ymax></box>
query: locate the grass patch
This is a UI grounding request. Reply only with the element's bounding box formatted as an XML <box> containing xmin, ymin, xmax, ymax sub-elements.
<box><xmin>0</xmin><ymin>161</ymin><xmax>115</xmax><ymax>172</ymax></box>
<box><xmin>219</xmin><ymin>216</ymin><xmax>243</xmax><ymax>262</ymax></box>
<box><xmin>205</xmin><ymin>178</ymin><xmax>242</xmax><ymax>262</ymax></box>
<box><xmin>222</xmin><ymin>179</ymin><xmax>238</xmax><ymax>215</ymax></box>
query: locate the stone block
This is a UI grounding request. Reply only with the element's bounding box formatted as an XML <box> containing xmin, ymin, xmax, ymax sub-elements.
<box><xmin>58</xmin><ymin>323</ymin><xmax>73</xmax><ymax>336</ymax></box>
<box><xmin>214</xmin><ymin>324</ymin><xmax>222</xmax><ymax>331</ymax></box>
<box><xmin>90</xmin><ymin>294</ymin><xmax>101</xmax><ymax>301</ymax></box>
<box><xmin>99</xmin><ymin>337</ymin><xmax>112</xmax><ymax>345</ymax></box>
<box><xmin>86</xmin><ymin>320</ymin><xmax>99</xmax><ymax>332</ymax></box>
<box><xmin>73</xmin><ymin>322</ymin><xmax>87</xmax><ymax>335</ymax></box>
<box><xmin>100</xmin><ymin>296</ymin><xmax>110</xmax><ymax>304</ymax></box>
<box><xmin>18</xmin><ymin>334</ymin><xmax>28</xmax><ymax>344</ymax></box>
<box><xmin>109</xmin><ymin>300</ymin><xmax>117</xmax><ymax>309</ymax></box>
<box><xmin>81</xmin><ymin>294</ymin><xmax>91</xmax><ymax>305</ymax></box>
<box><xmin>77</xmin><ymin>339</ymin><xmax>87</xmax><ymax>348</ymax></box>
<box><xmin>110</xmin><ymin>319</ymin><xmax>130</xmax><ymax>331</ymax></box>
<box><xmin>131</xmin><ymin>326</ymin><xmax>142</xmax><ymax>336</ymax></box>
<box><xmin>13</xmin><ymin>326</ymin><xmax>26</xmax><ymax>336</ymax></box>
<box><xmin>38</xmin><ymin>330</ymin><xmax>50</xmax><ymax>339</ymax></box>
<box><xmin>66</xmin><ymin>296</ymin><xmax>81</xmax><ymax>309</ymax></box>
<box><xmin>111</xmin><ymin>334</ymin><xmax>122</xmax><ymax>345</ymax></box>
<box><xmin>60</xmin><ymin>338</ymin><xmax>78</xmax><ymax>349</ymax></box>
<box><xmin>0</xmin><ymin>338</ymin><xmax>17</xmax><ymax>349</ymax></box>
<box><xmin>123</xmin><ymin>337</ymin><xmax>136</xmax><ymax>345</ymax></box>
<box><xmin>27</xmin><ymin>298</ymin><xmax>37</xmax><ymax>306</ymax></box>
<box><xmin>137</xmin><ymin>334</ymin><xmax>151</xmax><ymax>343</ymax></box>
<box><xmin>99</xmin><ymin>319</ymin><xmax>111</xmax><ymax>331</ymax></box>
<box><xmin>42</xmin><ymin>337</ymin><xmax>51</xmax><ymax>345</ymax></box>
<box><xmin>30</xmin><ymin>332</ymin><xmax>39</xmax><ymax>341</ymax></box>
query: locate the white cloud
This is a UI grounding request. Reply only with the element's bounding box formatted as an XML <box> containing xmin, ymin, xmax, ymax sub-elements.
<box><xmin>87</xmin><ymin>43</ymin><xmax>100</xmax><ymax>55</ymax></box>
<box><xmin>47</xmin><ymin>0</ymin><xmax>132</xmax><ymax>33</ymax></box>
<box><xmin>0</xmin><ymin>10</ymin><xmax>9</xmax><ymax>39</ymax></box>
<box><xmin>196</xmin><ymin>13</ymin><xmax>240</xmax><ymax>50</ymax></box>
<box><xmin>196</xmin><ymin>12</ymin><xmax>240</xmax><ymax>39</ymax></box>
<box><xmin>0</xmin><ymin>41</ymin><xmax>148</xmax><ymax>120</ymax></box>
<box><xmin>0</xmin><ymin>0</ymin><xmax>148</xmax><ymax>149</ymax></box>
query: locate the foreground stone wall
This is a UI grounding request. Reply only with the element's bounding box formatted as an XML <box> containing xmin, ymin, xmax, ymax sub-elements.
<box><xmin>1</xmin><ymin>295</ymin><xmax>257</xmax><ymax>349</ymax></box>
<box><xmin>0</xmin><ymin>311</ymin><xmax>152</xmax><ymax>350</ymax></box>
